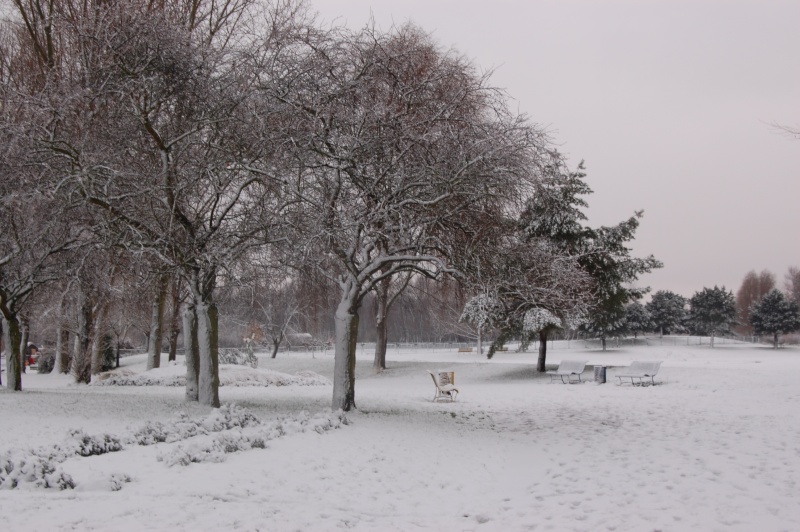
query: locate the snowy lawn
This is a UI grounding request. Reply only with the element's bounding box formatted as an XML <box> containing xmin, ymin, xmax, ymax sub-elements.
<box><xmin>2</xmin><ymin>341</ymin><xmax>799</xmax><ymax>531</ymax></box>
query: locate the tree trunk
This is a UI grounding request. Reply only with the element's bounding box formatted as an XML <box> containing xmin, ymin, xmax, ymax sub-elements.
<box><xmin>196</xmin><ymin>299</ymin><xmax>220</xmax><ymax>407</ymax></box>
<box><xmin>168</xmin><ymin>278</ymin><xmax>182</xmax><ymax>362</ymax></box>
<box><xmin>373</xmin><ymin>277</ymin><xmax>389</xmax><ymax>371</ymax></box>
<box><xmin>477</xmin><ymin>327</ymin><xmax>483</xmax><ymax>355</ymax></box>
<box><xmin>536</xmin><ymin>330</ymin><xmax>548</xmax><ymax>372</ymax></box>
<box><xmin>147</xmin><ymin>274</ymin><xmax>169</xmax><ymax>370</ymax></box>
<box><xmin>3</xmin><ymin>316</ymin><xmax>22</xmax><ymax>391</ymax></box>
<box><xmin>773</xmin><ymin>333</ymin><xmax>779</xmax><ymax>349</ymax></box>
<box><xmin>182</xmin><ymin>302</ymin><xmax>200</xmax><ymax>402</ymax></box>
<box><xmin>601</xmin><ymin>336</ymin><xmax>607</xmax><ymax>351</ymax></box>
<box><xmin>19</xmin><ymin>319</ymin><xmax>29</xmax><ymax>374</ymax></box>
<box><xmin>270</xmin><ymin>337</ymin><xmax>279</xmax><ymax>358</ymax></box>
<box><xmin>332</xmin><ymin>287</ymin><xmax>359</xmax><ymax>412</ymax></box>
<box><xmin>73</xmin><ymin>299</ymin><xmax>93</xmax><ymax>384</ymax></box>
<box><xmin>710</xmin><ymin>332</ymin><xmax>715</xmax><ymax>348</ymax></box>
<box><xmin>90</xmin><ymin>304</ymin><xmax>107</xmax><ymax>376</ymax></box>
<box><xmin>55</xmin><ymin>322</ymin><xmax>70</xmax><ymax>374</ymax></box>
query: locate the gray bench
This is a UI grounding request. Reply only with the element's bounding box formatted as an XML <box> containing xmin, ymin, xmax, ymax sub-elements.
<box><xmin>546</xmin><ymin>360</ymin><xmax>587</xmax><ymax>384</ymax></box>
<box><xmin>616</xmin><ymin>361</ymin><xmax>662</xmax><ymax>386</ymax></box>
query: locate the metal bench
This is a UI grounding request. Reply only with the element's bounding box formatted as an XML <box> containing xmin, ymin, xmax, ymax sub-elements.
<box><xmin>616</xmin><ymin>361</ymin><xmax>662</xmax><ymax>386</ymax></box>
<box><xmin>546</xmin><ymin>360</ymin><xmax>587</xmax><ymax>384</ymax></box>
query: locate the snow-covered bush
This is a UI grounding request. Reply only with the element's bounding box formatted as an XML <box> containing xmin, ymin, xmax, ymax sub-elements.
<box><xmin>158</xmin><ymin>410</ymin><xmax>349</xmax><ymax>467</ymax></box>
<box><xmin>133</xmin><ymin>404</ymin><xmax>259</xmax><ymax>446</ymax></box>
<box><xmin>94</xmin><ymin>367</ymin><xmax>329</xmax><ymax>387</ymax></box>
<box><xmin>0</xmin><ymin>451</ymin><xmax>75</xmax><ymax>490</ymax></box>
<box><xmin>109</xmin><ymin>473</ymin><xmax>132</xmax><ymax>492</ymax></box>
<box><xmin>219</xmin><ymin>348</ymin><xmax>258</xmax><ymax>368</ymax></box>
<box><xmin>67</xmin><ymin>430</ymin><xmax>124</xmax><ymax>457</ymax></box>
<box><xmin>36</xmin><ymin>352</ymin><xmax>55</xmax><ymax>374</ymax></box>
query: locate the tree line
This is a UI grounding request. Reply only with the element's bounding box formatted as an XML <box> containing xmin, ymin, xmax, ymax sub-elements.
<box><xmin>619</xmin><ymin>266</ymin><xmax>800</xmax><ymax>349</ymax></box>
<box><xmin>0</xmin><ymin>0</ymin><xmax>659</xmax><ymax>410</ymax></box>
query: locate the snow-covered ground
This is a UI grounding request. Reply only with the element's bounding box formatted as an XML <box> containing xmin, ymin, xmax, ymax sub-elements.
<box><xmin>2</xmin><ymin>339</ymin><xmax>799</xmax><ymax>531</ymax></box>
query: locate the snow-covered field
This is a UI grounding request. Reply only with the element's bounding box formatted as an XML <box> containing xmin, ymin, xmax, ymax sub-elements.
<box><xmin>2</xmin><ymin>340</ymin><xmax>799</xmax><ymax>531</ymax></box>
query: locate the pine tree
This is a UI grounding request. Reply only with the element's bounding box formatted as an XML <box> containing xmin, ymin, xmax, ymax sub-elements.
<box><xmin>646</xmin><ymin>290</ymin><xmax>687</xmax><ymax>337</ymax></box>
<box><xmin>688</xmin><ymin>286</ymin><xmax>736</xmax><ymax>347</ymax></box>
<box><xmin>749</xmin><ymin>289</ymin><xmax>800</xmax><ymax>348</ymax></box>
<box><xmin>624</xmin><ymin>302</ymin><xmax>652</xmax><ymax>339</ymax></box>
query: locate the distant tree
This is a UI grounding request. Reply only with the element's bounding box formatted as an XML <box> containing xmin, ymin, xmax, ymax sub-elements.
<box><xmin>689</xmin><ymin>286</ymin><xmax>736</xmax><ymax>347</ymax></box>
<box><xmin>785</xmin><ymin>267</ymin><xmax>800</xmax><ymax>306</ymax></box>
<box><xmin>460</xmin><ymin>293</ymin><xmax>503</xmax><ymax>355</ymax></box>
<box><xmin>646</xmin><ymin>290</ymin><xmax>687</xmax><ymax>337</ymax></box>
<box><xmin>624</xmin><ymin>302</ymin><xmax>652</xmax><ymax>339</ymax></box>
<box><xmin>749</xmin><ymin>289</ymin><xmax>800</xmax><ymax>348</ymax></box>
<box><xmin>735</xmin><ymin>270</ymin><xmax>775</xmax><ymax>334</ymax></box>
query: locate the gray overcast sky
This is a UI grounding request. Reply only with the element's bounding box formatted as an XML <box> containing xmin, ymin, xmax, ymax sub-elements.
<box><xmin>310</xmin><ymin>0</ymin><xmax>800</xmax><ymax>298</ymax></box>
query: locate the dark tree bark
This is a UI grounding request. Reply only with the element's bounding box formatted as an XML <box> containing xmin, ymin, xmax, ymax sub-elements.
<box><xmin>167</xmin><ymin>278</ymin><xmax>182</xmax><ymax>362</ymax></box>
<box><xmin>2</xmin><ymin>316</ymin><xmax>22</xmax><ymax>391</ymax></box>
<box><xmin>19</xmin><ymin>318</ymin><xmax>29</xmax><ymax>374</ymax></box>
<box><xmin>147</xmin><ymin>273</ymin><xmax>169</xmax><ymax>370</ymax></box>
<box><xmin>373</xmin><ymin>277</ymin><xmax>390</xmax><ymax>371</ymax></box>
<box><xmin>182</xmin><ymin>302</ymin><xmax>200</xmax><ymax>402</ymax></box>
<box><xmin>73</xmin><ymin>297</ymin><xmax>93</xmax><ymax>384</ymax></box>
<box><xmin>537</xmin><ymin>330</ymin><xmax>548</xmax><ymax>373</ymax></box>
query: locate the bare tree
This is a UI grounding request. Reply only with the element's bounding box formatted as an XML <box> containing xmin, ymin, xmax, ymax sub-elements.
<box><xmin>785</xmin><ymin>266</ymin><xmax>800</xmax><ymax>306</ymax></box>
<box><xmin>269</xmin><ymin>23</ymin><xmax>554</xmax><ymax>411</ymax></box>
<box><xmin>735</xmin><ymin>269</ymin><xmax>775</xmax><ymax>334</ymax></box>
<box><xmin>6</xmin><ymin>0</ymin><xmax>302</xmax><ymax>406</ymax></box>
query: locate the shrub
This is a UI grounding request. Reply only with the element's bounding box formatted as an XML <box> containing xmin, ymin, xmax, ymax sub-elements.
<box><xmin>37</xmin><ymin>352</ymin><xmax>55</xmax><ymax>374</ymax></box>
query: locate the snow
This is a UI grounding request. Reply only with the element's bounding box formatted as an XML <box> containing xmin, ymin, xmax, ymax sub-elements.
<box><xmin>2</xmin><ymin>340</ymin><xmax>800</xmax><ymax>531</ymax></box>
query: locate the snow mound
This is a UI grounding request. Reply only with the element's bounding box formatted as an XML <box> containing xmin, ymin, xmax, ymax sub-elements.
<box><xmin>92</xmin><ymin>364</ymin><xmax>330</xmax><ymax>387</ymax></box>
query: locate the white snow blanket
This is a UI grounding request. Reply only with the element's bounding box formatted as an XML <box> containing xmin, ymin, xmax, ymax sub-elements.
<box><xmin>1</xmin><ymin>342</ymin><xmax>799</xmax><ymax>531</ymax></box>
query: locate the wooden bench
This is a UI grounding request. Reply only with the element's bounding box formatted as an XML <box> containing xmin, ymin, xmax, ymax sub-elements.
<box><xmin>546</xmin><ymin>360</ymin><xmax>587</xmax><ymax>384</ymax></box>
<box><xmin>458</xmin><ymin>347</ymin><xmax>473</xmax><ymax>353</ymax></box>
<box><xmin>616</xmin><ymin>361</ymin><xmax>662</xmax><ymax>386</ymax></box>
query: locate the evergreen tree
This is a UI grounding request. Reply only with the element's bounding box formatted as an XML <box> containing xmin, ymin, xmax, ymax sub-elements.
<box><xmin>522</xmin><ymin>162</ymin><xmax>661</xmax><ymax>353</ymax></box>
<box><xmin>749</xmin><ymin>289</ymin><xmax>800</xmax><ymax>348</ymax></box>
<box><xmin>688</xmin><ymin>286</ymin><xmax>736</xmax><ymax>347</ymax></box>
<box><xmin>646</xmin><ymin>290</ymin><xmax>687</xmax><ymax>336</ymax></box>
<box><xmin>624</xmin><ymin>302</ymin><xmax>652</xmax><ymax>339</ymax></box>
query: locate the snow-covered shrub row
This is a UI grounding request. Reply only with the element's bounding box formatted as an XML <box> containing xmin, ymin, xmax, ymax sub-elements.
<box><xmin>0</xmin><ymin>429</ymin><xmax>124</xmax><ymax>490</ymax></box>
<box><xmin>93</xmin><ymin>372</ymin><xmax>186</xmax><ymax>387</ymax></box>
<box><xmin>94</xmin><ymin>367</ymin><xmax>330</xmax><ymax>388</ymax></box>
<box><xmin>219</xmin><ymin>349</ymin><xmax>258</xmax><ymax>368</ymax></box>
<box><xmin>158</xmin><ymin>410</ymin><xmax>349</xmax><ymax>467</ymax></box>
<box><xmin>0</xmin><ymin>450</ymin><xmax>75</xmax><ymax>490</ymax></box>
<box><xmin>132</xmin><ymin>403</ymin><xmax>260</xmax><ymax>445</ymax></box>
<box><xmin>218</xmin><ymin>368</ymin><xmax>330</xmax><ymax>387</ymax></box>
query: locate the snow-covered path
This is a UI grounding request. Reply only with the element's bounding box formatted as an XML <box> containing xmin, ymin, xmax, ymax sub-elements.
<box><xmin>2</xmin><ymin>342</ymin><xmax>799</xmax><ymax>531</ymax></box>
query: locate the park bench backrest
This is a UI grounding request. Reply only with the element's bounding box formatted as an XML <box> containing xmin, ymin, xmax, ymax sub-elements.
<box><xmin>558</xmin><ymin>360</ymin><xmax>587</xmax><ymax>374</ymax></box>
<box><xmin>628</xmin><ymin>361</ymin><xmax>661</xmax><ymax>376</ymax></box>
